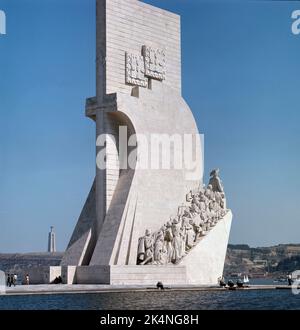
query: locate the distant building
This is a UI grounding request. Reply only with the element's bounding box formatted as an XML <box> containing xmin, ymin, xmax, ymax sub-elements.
<box><xmin>250</xmin><ymin>272</ymin><xmax>268</xmax><ymax>278</ymax></box>
<box><xmin>253</xmin><ymin>259</ymin><xmax>268</xmax><ymax>266</ymax></box>
<box><xmin>48</xmin><ymin>226</ymin><xmax>56</xmax><ymax>253</ymax></box>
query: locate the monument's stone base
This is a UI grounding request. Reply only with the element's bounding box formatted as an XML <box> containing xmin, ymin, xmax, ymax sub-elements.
<box><xmin>75</xmin><ymin>265</ymin><xmax>187</xmax><ymax>286</ymax></box>
<box><xmin>24</xmin><ymin>266</ymin><xmax>61</xmax><ymax>285</ymax></box>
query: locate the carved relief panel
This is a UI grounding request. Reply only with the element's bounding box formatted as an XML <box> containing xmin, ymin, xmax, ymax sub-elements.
<box><xmin>125</xmin><ymin>52</ymin><xmax>148</xmax><ymax>88</ymax></box>
<box><xmin>142</xmin><ymin>46</ymin><xmax>166</xmax><ymax>81</ymax></box>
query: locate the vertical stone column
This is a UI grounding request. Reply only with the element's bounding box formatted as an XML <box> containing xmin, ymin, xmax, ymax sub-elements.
<box><xmin>95</xmin><ymin>0</ymin><xmax>108</xmax><ymax>237</ymax></box>
<box><xmin>96</xmin><ymin>0</ymin><xmax>106</xmax><ymax>103</ymax></box>
<box><xmin>95</xmin><ymin>110</ymin><xmax>107</xmax><ymax>237</ymax></box>
<box><xmin>48</xmin><ymin>226</ymin><xmax>56</xmax><ymax>253</ymax></box>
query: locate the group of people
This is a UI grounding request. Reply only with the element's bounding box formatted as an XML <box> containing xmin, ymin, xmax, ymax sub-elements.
<box><xmin>6</xmin><ymin>273</ymin><xmax>18</xmax><ymax>287</ymax></box>
<box><xmin>6</xmin><ymin>273</ymin><xmax>30</xmax><ymax>286</ymax></box>
<box><xmin>137</xmin><ymin>169</ymin><xmax>227</xmax><ymax>265</ymax></box>
<box><xmin>219</xmin><ymin>277</ymin><xmax>249</xmax><ymax>289</ymax></box>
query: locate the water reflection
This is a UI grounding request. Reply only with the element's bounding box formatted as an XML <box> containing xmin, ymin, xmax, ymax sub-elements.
<box><xmin>0</xmin><ymin>289</ymin><xmax>299</xmax><ymax>310</ymax></box>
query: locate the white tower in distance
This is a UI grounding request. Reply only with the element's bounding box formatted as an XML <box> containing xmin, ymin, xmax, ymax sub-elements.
<box><xmin>48</xmin><ymin>226</ymin><xmax>56</xmax><ymax>253</ymax></box>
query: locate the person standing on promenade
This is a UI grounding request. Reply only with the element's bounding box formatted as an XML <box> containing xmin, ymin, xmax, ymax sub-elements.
<box><xmin>25</xmin><ymin>274</ymin><xmax>30</xmax><ymax>285</ymax></box>
<box><xmin>13</xmin><ymin>274</ymin><xmax>17</xmax><ymax>286</ymax></box>
<box><xmin>6</xmin><ymin>274</ymin><xmax>11</xmax><ymax>287</ymax></box>
<box><xmin>10</xmin><ymin>274</ymin><xmax>15</xmax><ymax>287</ymax></box>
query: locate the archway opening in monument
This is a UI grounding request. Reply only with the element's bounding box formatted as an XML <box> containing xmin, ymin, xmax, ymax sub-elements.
<box><xmin>104</xmin><ymin>112</ymin><xmax>137</xmax><ymax>214</ymax></box>
<box><xmin>107</xmin><ymin>112</ymin><xmax>137</xmax><ymax>177</ymax></box>
<box><xmin>80</xmin><ymin>112</ymin><xmax>137</xmax><ymax>267</ymax></box>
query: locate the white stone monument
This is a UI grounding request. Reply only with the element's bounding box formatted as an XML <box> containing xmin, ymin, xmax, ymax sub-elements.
<box><xmin>32</xmin><ymin>0</ymin><xmax>232</xmax><ymax>286</ymax></box>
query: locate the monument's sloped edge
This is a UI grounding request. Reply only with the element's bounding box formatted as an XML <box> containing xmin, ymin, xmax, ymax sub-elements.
<box><xmin>181</xmin><ymin>211</ymin><xmax>232</xmax><ymax>285</ymax></box>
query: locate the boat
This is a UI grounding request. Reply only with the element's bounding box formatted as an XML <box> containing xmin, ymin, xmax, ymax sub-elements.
<box><xmin>243</xmin><ymin>275</ymin><xmax>249</xmax><ymax>284</ymax></box>
<box><xmin>243</xmin><ymin>275</ymin><xmax>250</xmax><ymax>284</ymax></box>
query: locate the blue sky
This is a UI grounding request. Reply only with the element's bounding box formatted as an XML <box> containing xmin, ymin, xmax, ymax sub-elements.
<box><xmin>0</xmin><ymin>0</ymin><xmax>300</xmax><ymax>252</ymax></box>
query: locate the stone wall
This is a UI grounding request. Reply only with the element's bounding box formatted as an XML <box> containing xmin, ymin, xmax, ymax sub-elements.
<box><xmin>103</xmin><ymin>0</ymin><xmax>181</xmax><ymax>96</ymax></box>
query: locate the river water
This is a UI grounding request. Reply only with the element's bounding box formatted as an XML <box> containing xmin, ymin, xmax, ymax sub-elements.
<box><xmin>0</xmin><ymin>285</ymin><xmax>299</xmax><ymax>310</ymax></box>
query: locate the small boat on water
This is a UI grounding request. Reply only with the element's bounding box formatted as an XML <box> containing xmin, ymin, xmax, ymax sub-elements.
<box><xmin>225</xmin><ymin>275</ymin><xmax>251</xmax><ymax>290</ymax></box>
<box><xmin>243</xmin><ymin>275</ymin><xmax>249</xmax><ymax>284</ymax></box>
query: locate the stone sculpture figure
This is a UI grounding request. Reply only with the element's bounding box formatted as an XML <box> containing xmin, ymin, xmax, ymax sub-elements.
<box><xmin>192</xmin><ymin>210</ymin><xmax>201</xmax><ymax>227</ymax></box>
<box><xmin>195</xmin><ymin>221</ymin><xmax>204</xmax><ymax>238</ymax></box>
<box><xmin>198</xmin><ymin>193</ymin><xmax>207</xmax><ymax>212</ymax></box>
<box><xmin>178</xmin><ymin>203</ymin><xmax>187</xmax><ymax>218</ymax></box>
<box><xmin>209</xmin><ymin>169</ymin><xmax>224</xmax><ymax>195</ymax></box>
<box><xmin>192</xmin><ymin>194</ymin><xmax>200</xmax><ymax>208</ymax></box>
<box><xmin>185</xmin><ymin>219</ymin><xmax>196</xmax><ymax>249</ymax></box>
<box><xmin>186</xmin><ymin>190</ymin><xmax>193</xmax><ymax>202</ymax></box>
<box><xmin>183</xmin><ymin>206</ymin><xmax>192</xmax><ymax>219</ymax></box>
<box><xmin>204</xmin><ymin>184</ymin><xmax>215</xmax><ymax>200</ymax></box>
<box><xmin>180</xmin><ymin>224</ymin><xmax>187</xmax><ymax>257</ymax></box>
<box><xmin>164</xmin><ymin>221</ymin><xmax>174</xmax><ymax>263</ymax></box>
<box><xmin>157</xmin><ymin>245</ymin><xmax>168</xmax><ymax>265</ymax></box>
<box><xmin>137</xmin><ymin>229</ymin><xmax>154</xmax><ymax>265</ymax></box>
<box><xmin>208</xmin><ymin>201</ymin><xmax>216</xmax><ymax>222</ymax></box>
<box><xmin>171</xmin><ymin>218</ymin><xmax>182</xmax><ymax>263</ymax></box>
<box><xmin>154</xmin><ymin>229</ymin><xmax>165</xmax><ymax>263</ymax></box>
<box><xmin>190</xmin><ymin>203</ymin><xmax>199</xmax><ymax>216</ymax></box>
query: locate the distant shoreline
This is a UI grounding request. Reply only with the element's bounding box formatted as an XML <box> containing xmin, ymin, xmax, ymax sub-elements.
<box><xmin>1</xmin><ymin>243</ymin><xmax>300</xmax><ymax>280</ymax></box>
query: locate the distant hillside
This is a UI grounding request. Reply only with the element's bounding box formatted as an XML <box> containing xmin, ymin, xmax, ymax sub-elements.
<box><xmin>0</xmin><ymin>252</ymin><xmax>63</xmax><ymax>277</ymax></box>
<box><xmin>224</xmin><ymin>244</ymin><xmax>300</xmax><ymax>277</ymax></box>
<box><xmin>1</xmin><ymin>244</ymin><xmax>300</xmax><ymax>279</ymax></box>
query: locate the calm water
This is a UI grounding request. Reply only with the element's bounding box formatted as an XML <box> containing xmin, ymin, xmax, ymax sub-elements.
<box><xmin>0</xmin><ymin>288</ymin><xmax>299</xmax><ymax>310</ymax></box>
